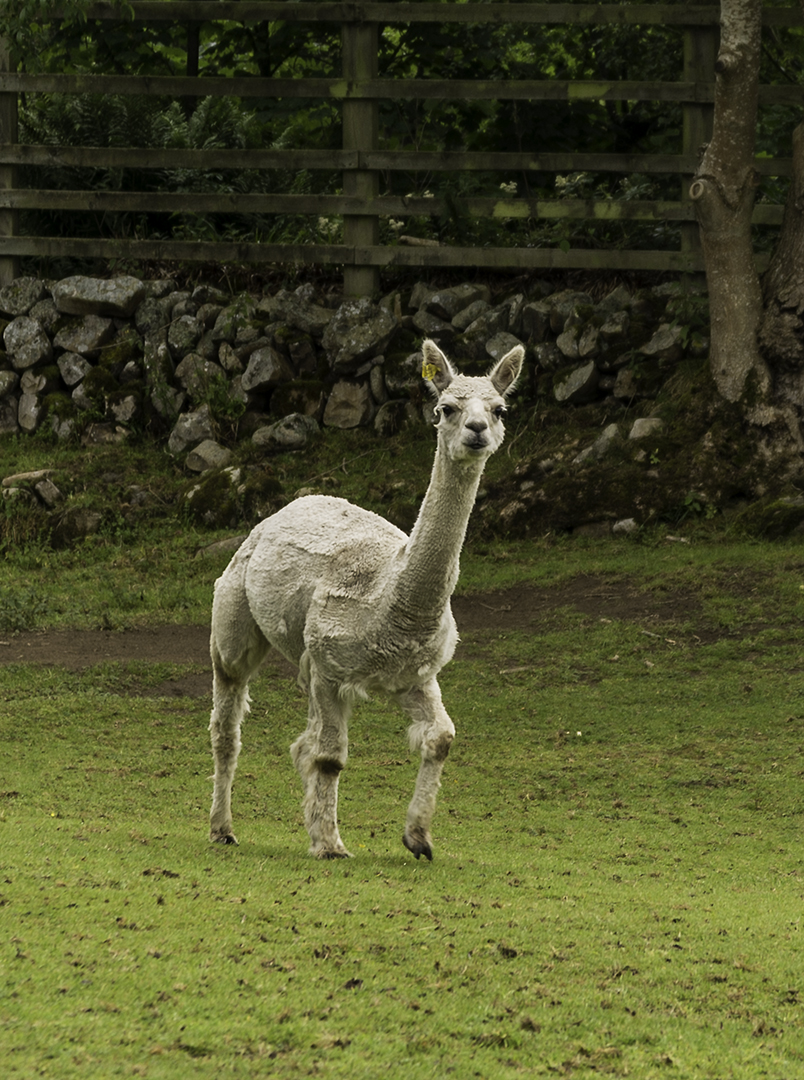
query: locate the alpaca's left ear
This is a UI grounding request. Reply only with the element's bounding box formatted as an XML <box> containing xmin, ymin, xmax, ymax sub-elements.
<box><xmin>421</xmin><ymin>339</ymin><xmax>457</xmax><ymax>396</ymax></box>
<box><xmin>489</xmin><ymin>345</ymin><xmax>524</xmax><ymax>397</ymax></box>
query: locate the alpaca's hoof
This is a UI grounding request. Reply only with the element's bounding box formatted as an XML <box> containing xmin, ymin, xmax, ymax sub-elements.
<box><xmin>403</xmin><ymin>833</ymin><xmax>433</xmax><ymax>861</ymax></box>
<box><xmin>312</xmin><ymin>845</ymin><xmax>353</xmax><ymax>859</ymax></box>
<box><xmin>211</xmin><ymin>830</ymin><xmax>238</xmax><ymax>845</ymax></box>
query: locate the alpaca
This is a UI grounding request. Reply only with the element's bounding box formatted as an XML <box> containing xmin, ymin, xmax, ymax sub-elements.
<box><xmin>208</xmin><ymin>339</ymin><xmax>523</xmax><ymax>859</ymax></box>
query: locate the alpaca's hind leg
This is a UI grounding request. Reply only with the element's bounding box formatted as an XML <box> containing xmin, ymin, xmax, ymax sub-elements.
<box><xmin>398</xmin><ymin>680</ymin><xmax>455</xmax><ymax>861</ymax></box>
<box><xmin>208</xmin><ymin>563</ymin><xmax>269</xmax><ymax>844</ymax></box>
<box><xmin>290</xmin><ymin>662</ymin><xmax>352</xmax><ymax>858</ymax></box>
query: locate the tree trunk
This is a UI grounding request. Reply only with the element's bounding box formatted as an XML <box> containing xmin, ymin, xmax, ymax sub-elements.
<box><xmin>689</xmin><ymin>0</ymin><xmax>770</xmax><ymax>403</ymax></box>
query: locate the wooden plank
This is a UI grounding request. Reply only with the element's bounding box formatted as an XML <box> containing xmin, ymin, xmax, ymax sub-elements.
<box><xmin>0</xmin><ymin>145</ymin><xmax>793</xmax><ymax>178</ymax></box>
<box><xmin>2</xmin><ymin>189</ymin><xmax>785</xmax><ymax>226</ymax></box>
<box><xmin>342</xmin><ymin>20</ymin><xmax>379</xmax><ymax>297</ymax></box>
<box><xmin>4</xmin><ymin>71</ymin><xmax>799</xmax><ymax>107</ymax></box>
<box><xmin>0</xmin><ymin>145</ymin><xmax>358</xmax><ymax>170</ymax></box>
<box><xmin>69</xmin><ymin>4</ymin><xmax>803</xmax><ymax>29</ymax></box>
<box><xmin>1</xmin><ymin>234</ymin><xmax>775</xmax><ymax>274</ymax></box>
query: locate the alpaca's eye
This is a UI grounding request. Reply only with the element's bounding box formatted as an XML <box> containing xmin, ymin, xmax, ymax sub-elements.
<box><xmin>440</xmin><ymin>405</ymin><xmax>454</xmax><ymax>418</ymax></box>
<box><xmin>494</xmin><ymin>406</ymin><xmax>507</xmax><ymax>419</ymax></box>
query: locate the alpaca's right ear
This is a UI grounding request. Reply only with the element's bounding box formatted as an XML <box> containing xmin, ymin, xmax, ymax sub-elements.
<box><xmin>421</xmin><ymin>340</ymin><xmax>456</xmax><ymax>396</ymax></box>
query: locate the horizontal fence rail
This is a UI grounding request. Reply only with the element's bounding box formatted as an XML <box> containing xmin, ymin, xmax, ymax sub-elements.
<box><xmin>0</xmin><ymin>2</ymin><xmax>801</xmax><ymax>290</ymax></box>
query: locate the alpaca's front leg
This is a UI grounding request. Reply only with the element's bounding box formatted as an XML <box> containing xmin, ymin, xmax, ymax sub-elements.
<box><xmin>398</xmin><ymin>680</ymin><xmax>455</xmax><ymax>861</ymax></box>
<box><xmin>291</xmin><ymin>666</ymin><xmax>353</xmax><ymax>858</ymax></box>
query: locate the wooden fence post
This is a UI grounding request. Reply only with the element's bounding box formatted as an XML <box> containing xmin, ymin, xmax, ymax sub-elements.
<box><xmin>0</xmin><ymin>37</ymin><xmax>20</xmax><ymax>287</ymax></box>
<box><xmin>342</xmin><ymin>19</ymin><xmax>379</xmax><ymax>298</ymax></box>
<box><xmin>681</xmin><ymin>13</ymin><xmax>717</xmax><ymax>266</ymax></box>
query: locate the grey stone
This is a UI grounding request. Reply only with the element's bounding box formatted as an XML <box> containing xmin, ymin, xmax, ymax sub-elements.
<box><xmin>373</xmin><ymin>399</ymin><xmax>420</xmax><ymax>436</ymax></box>
<box><xmin>384</xmin><ymin>352</ymin><xmax>422</xmax><ymax>396</ymax></box>
<box><xmin>168</xmin><ymin>314</ymin><xmax>204</xmax><ymax>360</ymax></box>
<box><xmin>412</xmin><ymin>309</ymin><xmax>455</xmax><ymax>341</ymax></box>
<box><xmin>168</xmin><ymin>404</ymin><xmax>216</xmax><ymax>455</ymax></box>
<box><xmin>27</xmin><ymin>297</ymin><xmax>60</xmax><ymax>334</ymax></box>
<box><xmin>520</xmin><ymin>301</ymin><xmax>552</xmax><ymax>342</ymax></box>
<box><xmin>57</xmin><ymin>351</ymin><xmax>93</xmax><ymax>387</ymax></box>
<box><xmin>452</xmin><ymin>300</ymin><xmax>491</xmax><ymax>332</ymax></box>
<box><xmin>18</xmin><ymin>392</ymin><xmax>45</xmax><ymax>433</ymax></box>
<box><xmin>52</xmin><ymin>274</ymin><xmax>146</xmax><ymax>318</ymax></box>
<box><xmin>409</xmin><ymin>282</ymin><xmax>435</xmax><ymax>311</ymax></box>
<box><xmin>546</xmin><ymin>291</ymin><xmax>594</xmax><ymax>334</ymax></box>
<box><xmin>0</xmin><ymin>370</ymin><xmax>20</xmax><ymax>398</ymax></box>
<box><xmin>462</xmin><ymin>305</ymin><xmax>509</xmax><ymax>340</ymax></box>
<box><xmin>629</xmin><ymin>417</ymin><xmax>665</xmax><ymax>440</ymax></box>
<box><xmin>0</xmin><ymin>396</ymin><xmax>19</xmax><ymax>435</ymax></box>
<box><xmin>597</xmin><ymin>285</ymin><xmax>633</xmax><ymax>313</ymax></box>
<box><xmin>578</xmin><ymin>324</ymin><xmax>600</xmax><ymax>359</ymax></box>
<box><xmin>506</xmin><ymin>294</ymin><xmax>526</xmax><ymax>336</ymax></box>
<box><xmin>210</xmin><ymin>298</ymin><xmax>258</xmax><ymax>344</ymax></box>
<box><xmin>370</xmin><ymin>364</ymin><xmax>388</xmax><ymax>405</ymax></box>
<box><xmin>71</xmin><ymin>383</ymin><xmax>94</xmax><ymax>412</ymax></box>
<box><xmin>257</xmin><ymin>291</ymin><xmax>334</xmax><ymax>338</ymax></box>
<box><xmin>613</xmin><ymin>517</ymin><xmax>639</xmax><ymax>535</ymax></box>
<box><xmin>322</xmin><ymin>298</ymin><xmax>397</xmax><ymax>375</ymax></box>
<box><xmin>111</xmin><ymin>395</ymin><xmax>139</xmax><ymax>424</ymax></box>
<box><xmin>53</xmin><ymin>314</ymin><xmax>115</xmax><ymax>357</ymax></box>
<box><xmin>81</xmin><ymin>422</ymin><xmax>128</xmax><ymax>446</ymax></box>
<box><xmin>599</xmin><ymin>310</ymin><xmax>630</xmax><ymax>345</ymax></box>
<box><xmin>242</xmin><ymin>347</ymin><xmax>294</xmax><ymax>394</ymax></box>
<box><xmin>186</xmin><ymin>439</ymin><xmax>233</xmax><ymax>473</ymax></box>
<box><xmin>640</xmin><ymin>323</ymin><xmax>684</xmax><ymax>364</ymax></box>
<box><xmin>423</xmin><ymin>288</ymin><xmax>475</xmax><ymax>321</ymax></box>
<box><xmin>120</xmin><ymin>360</ymin><xmax>142</xmax><ymax>385</ymax></box>
<box><xmin>533</xmin><ymin>342</ymin><xmax>563</xmax><ymax>372</ymax></box>
<box><xmin>486</xmin><ymin>332</ymin><xmax>524</xmax><ymax>361</ymax></box>
<box><xmin>135</xmin><ymin>295</ymin><xmax>172</xmax><ymax>340</ymax></box>
<box><xmin>252</xmin><ymin>413</ymin><xmax>320</xmax><ymax>451</ymax></box>
<box><xmin>196</xmin><ymin>302</ymin><xmax>224</xmax><ymax>329</ymax></box>
<box><xmin>322</xmin><ymin>378</ymin><xmax>375</xmax><ymax>428</ymax></box>
<box><xmin>35</xmin><ymin>478</ymin><xmax>65</xmax><ymax>507</ymax></box>
<box><xmin>174</xmin><ymin>354</ymin><xmax>226</xmax><ymax>400</ymax></box>
<box><xmin>556</xmin><ymin>325</ymin><xmax>581</xmax><ymax>361</ymax></box>
<box><xmin>554</xmin><ymin>361</ymin><xmax>600</xmax><ymax>405</ymax></box>
<box><xmin>0</xmin><ymin>277</ymin><xmax>47</xmax><ymax>316</ymax></box>
<box><xmin>218</xmin><ymin>342</ymin><xmax>244</xmax><ymax>375</ymax></box>
<box><xmin>573</xmin><ymin>423</ymin><xmax>621</xmax><ymax>464</ymax></box>
<box><xmin>4</xmin><ymin>316</ymin><xmax>53</xmax><ymax>370</ymax></box>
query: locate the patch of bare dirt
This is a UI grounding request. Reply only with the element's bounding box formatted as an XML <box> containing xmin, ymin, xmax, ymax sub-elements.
<box><xmin>0</xmin><ymin>575</ymin><xmax>704</xmax><ymax>699</ymax></box>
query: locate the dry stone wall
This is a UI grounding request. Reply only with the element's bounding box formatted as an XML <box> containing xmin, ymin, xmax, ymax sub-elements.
<box><xmin>8</xmin><ymin>269</ymin><xmax>795</xmax><ymax>539</ymax></box>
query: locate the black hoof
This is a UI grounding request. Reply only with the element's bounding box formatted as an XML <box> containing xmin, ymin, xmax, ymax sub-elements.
<box><xmin>211</xmin><ymin>832</ymin><xmax>238</xmax><ymax>845</ymax></box>
<box><xmin>403</xmin><ymin>834</ymin><xmax>433</xmax><ymax>861</ymax></box>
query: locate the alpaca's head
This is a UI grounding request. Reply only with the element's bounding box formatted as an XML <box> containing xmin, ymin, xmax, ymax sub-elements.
<box><xmin>421</xmin><ymin>339</ymin><xmax>523</xmax><ymax>462</ymax></box>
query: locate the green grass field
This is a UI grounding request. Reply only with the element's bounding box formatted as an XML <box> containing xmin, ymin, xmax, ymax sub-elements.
<box><xmin>2</xmin><ymin>522</ymin><xmax>803</xmax><ymax>1077</ymax></box>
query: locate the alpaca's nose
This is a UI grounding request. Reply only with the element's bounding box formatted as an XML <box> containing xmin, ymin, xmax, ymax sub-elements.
<box><xmin>465</xmin><ymin>418</ymin><xmax>488</xmax><ymax>433</ymax></box>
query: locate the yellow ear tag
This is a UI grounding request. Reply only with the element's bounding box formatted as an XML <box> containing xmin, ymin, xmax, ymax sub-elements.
<box><xmin>422</xmin><ymin>362</ymin><xmax>439</xmax><ymax>381</ymax></box>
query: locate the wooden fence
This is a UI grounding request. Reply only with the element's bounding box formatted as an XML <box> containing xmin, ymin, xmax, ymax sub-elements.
<box><xmin>0</xmin><ymin>2</ymin><xmax>800</xmax><ymax>294</ymax></box>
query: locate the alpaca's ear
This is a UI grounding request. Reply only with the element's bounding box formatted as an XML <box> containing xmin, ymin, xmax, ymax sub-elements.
<box><xmin>421</xmin><ymin>339</ymin><xmax>456</xmax><ymax>396</ymax></box>
<box><xmin>489</xmin><ymin>345</ymin><xmax>524</xmax><ymax>397</ymax></box>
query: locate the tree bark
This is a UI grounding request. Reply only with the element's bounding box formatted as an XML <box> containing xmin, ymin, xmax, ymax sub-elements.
<box><xmin>690</xmin><ymin>0</ymin><xmax>770</xmax><ymax>403</ymax></box>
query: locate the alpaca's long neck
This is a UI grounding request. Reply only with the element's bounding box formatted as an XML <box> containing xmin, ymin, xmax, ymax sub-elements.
<box><xmin>387</xmin><ymin>444</ymin><xmax>485</xmax><ymax>626</ymax></box>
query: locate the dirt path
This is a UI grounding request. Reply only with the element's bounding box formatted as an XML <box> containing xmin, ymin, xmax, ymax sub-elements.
<box><xmin>0</xmin><ymin>575</ymin><xmax>703</xmax><ymax>694</ymax></box>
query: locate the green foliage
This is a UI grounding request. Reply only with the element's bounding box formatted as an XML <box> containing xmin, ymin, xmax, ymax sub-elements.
<box><xmin>0</xmin><ymin>586</ymin><xmax>50</xmax><ymax>630</ymax></box>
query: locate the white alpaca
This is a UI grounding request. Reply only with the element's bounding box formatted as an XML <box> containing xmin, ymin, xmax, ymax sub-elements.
<box><xmin>208</xmin><ymin>339</ymin><xmax>523</xmax><ymax>859</ymax></box>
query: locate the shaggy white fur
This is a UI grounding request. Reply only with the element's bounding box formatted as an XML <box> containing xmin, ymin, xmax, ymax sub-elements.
<box><xmin>208</xmin><ymin>339</ymin><xmax>523</xmax><ymax>859</ymax></box>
